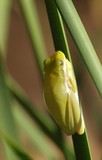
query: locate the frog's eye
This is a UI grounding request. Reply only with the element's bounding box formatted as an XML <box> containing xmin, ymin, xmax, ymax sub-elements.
<box><xmin>59</xmin><ymin>60</ymin><xmax>64</xmax><ymax>66</ymax></box>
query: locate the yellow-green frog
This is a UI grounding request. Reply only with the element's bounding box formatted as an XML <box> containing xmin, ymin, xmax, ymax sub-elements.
<box><xmin>44</xmin><ymin>51</ymin><xmax>84</xmax><ymax>135</ymax></box>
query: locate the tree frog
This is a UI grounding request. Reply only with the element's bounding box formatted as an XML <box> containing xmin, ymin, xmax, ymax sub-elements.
<box><xmin>43</xmin><ymin>51</ymin><xmax>84</xmax><ymax>135</ymax></box>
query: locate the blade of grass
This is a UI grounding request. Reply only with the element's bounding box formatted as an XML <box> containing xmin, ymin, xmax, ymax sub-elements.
<box><xmin>0</xmin><ymin>55</ymin><xmax>21</xmax><ymax>160</ymax></box>
<box><xmin>0</xmin><ymin>130</ymin><xmax>33</xmax><ymax>160</ymax></box>
<box><xmin>45</xmin><ymin>0</ymin><xmax>70</xmax><ymax>60</ymax></box>
<box><xmin>18</xmin><ymin>0</ymin><xmax>47</xmax><ymax>78</ymax></box>
<box><xmin>45</xmin><ymin>1</ymin><xmax>91</xmax><ymax>160</ymax></box>
<box><xmin>13</xmin><ymin>106</ymin><xmax>58</xmax><ymax>160</ymax></box>
<box><xmin>0</xmin><ymin>0</ymin><xmax>12</xmax><ymax>54</ymax></box>
<box><xmin>0</xmin><ymin>0</ymin><xmax>24</xmax><ymax>159</ymax></box>
<box><xmin>54</xmin><ymin>0</ymin><xmax>102</xmax><ymax>97</ymax></box>
<box><xmin>72</xmin><ymin>133</ymin><xmax>91</xmax><ymax>160</ymax></box>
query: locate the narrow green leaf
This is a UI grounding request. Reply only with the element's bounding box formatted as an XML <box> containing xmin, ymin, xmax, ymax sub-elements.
<box><xmin>0</xmin><ymin>0</ymin><xmax>12</xmax><ymax>54</ymax></box>
<box><xmin>0</xmin><ymin>0</ymin><xmax>25</xmax><ymax>159</ymax></box>
<box><xmin>54</xmin><ymin>0</ymin><xmax>102</xmax><ymax>97</ymax></box>
<box><xmin>0</xmin><ymin>130</ymin><xmax>33</xmax><ymax>160</ymax></box>
<box><xmin>13</xmin><ymin>106</ymin><xmax>57</xmax><ymax>160</ymax></box>
<box><xmin>45</xmin><ymin>0</ymin><xmax>70</xmax><ymax>60</ymax></box>
<box><xmin>18</xmin><ymin>0</ymin><xmax>47</xmax><ymax>78</ymax></box>
<box><xmin>0</xmin><ymin>56</ymin><xmax>21</xmax><ymax>159</ymax></box>
<box><xmin>72</xmin><ymin>133</ymin><xmax>92</xmax><ymax>160</ymax></box>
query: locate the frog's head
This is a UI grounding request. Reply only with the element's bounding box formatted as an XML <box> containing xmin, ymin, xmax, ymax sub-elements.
<box><xmin>44</xmin><ymin>51</ymin><xmax>66</xmax><ymax>76</ymax></box>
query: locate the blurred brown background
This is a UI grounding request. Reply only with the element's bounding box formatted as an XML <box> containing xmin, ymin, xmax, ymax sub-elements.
<box><xmin>5</xmin><ymin>0</ymin><xmax>102</xmax><ymax>159</ymax></box>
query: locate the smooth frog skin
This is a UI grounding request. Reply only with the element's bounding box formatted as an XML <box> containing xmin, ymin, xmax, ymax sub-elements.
<box><xmin>43</xmin><ymin>51</ymin><xmax>84</xmax><ymax>135</ymax></box>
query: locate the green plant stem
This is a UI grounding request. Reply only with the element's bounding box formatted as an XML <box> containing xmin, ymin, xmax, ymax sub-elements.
<box><xmin>45</xmin><ymin>0</ymin><xmax>70</xmax><ymax>60</ymax></box>
<box><xmin>0</xmin><ymin>0</ymin><xmax>11</xmax><ymax>54</ymax></box>
<box><xmin>13</xmin><ymin>106</ymin><xmax>58</xmax><ymax>160</ymax></box>
<box><xmin>54</xmin><ymin>0</ymin><xmax>102</xmax><ymax>97</ymax></box>
<box><xmin>0</xmin><ymin>130</ymin><xmax>33</xmax><ymax>160</ymax></box>
<box><xmin>72</xmin><ymin>133</ymin><xmax>91</xmax><ymax>160</ymax></box>
<box><xmin>18</xmin><ymin>0</ymin><xmax>47</xmax><ymax>79</ymax></box>
<box><xmin>0</xmin><ymin>56</ymin><xmax>21</xmax><ymax>160</ymax></box>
